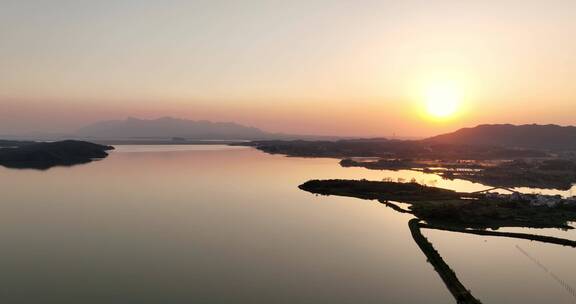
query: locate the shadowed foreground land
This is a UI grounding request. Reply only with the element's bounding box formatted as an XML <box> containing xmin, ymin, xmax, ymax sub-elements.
<box><xmin>299</xmin><ymin>179</ymin><xmax>576</xmax><ymax>303</ymax></box>
<box><xmin>244</xmin><ymin>138</ymin><xmax>547</xmax><ymax>160</ymax></box>
<box><xmin>299</xmin><ymin>179</ymin><xmax>576</xmax><ymax>229</ymax></box>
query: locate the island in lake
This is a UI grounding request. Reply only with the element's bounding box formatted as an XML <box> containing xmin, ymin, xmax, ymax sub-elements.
<box><xmin>0</xmin><ymin>140</ymin><xmax>114</xmax><ymax>169</ymax></box>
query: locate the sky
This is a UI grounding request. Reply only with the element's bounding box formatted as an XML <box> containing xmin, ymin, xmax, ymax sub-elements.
<box><xmin>1</xmin><ymin>0</ymin><xmax>575</xmax><ymax>137</ymax></box>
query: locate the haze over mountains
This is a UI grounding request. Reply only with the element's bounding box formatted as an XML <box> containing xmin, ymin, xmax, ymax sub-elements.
<box><xmin>77</xmin><ymin>117</ymin><xmax>269</xmax><ymax>140</ymax></box>
<box><xmin>2</xmin><ymin>117</ymin><xmax>575</xmax><ymax>151</ymax></box>
<box><xmin>75</xmin><ymin>117</ymin><xmax>340</xmax><ymax>141</ymax></box>
<box><xmin>77</xmin><ymin>118</ymin><xmax>576</xmax><ymax>150</ymax></box>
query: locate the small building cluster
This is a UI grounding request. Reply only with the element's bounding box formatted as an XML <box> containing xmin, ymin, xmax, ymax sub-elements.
<box><xmin>484</xmin><ymin>192</ymin><xmax>576</xmax><ymax>208</ymax></box>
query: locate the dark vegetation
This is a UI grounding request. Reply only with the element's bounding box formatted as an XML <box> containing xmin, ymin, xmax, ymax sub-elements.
<box><xmin>441</xmin><ymin>159</ymin><xmax>576</xmax><ymax>190</ymax></box>
<box><xmin>341</xmin><ymin>158</ymin><xmax>576</xmax><ymax>190</ymax></box>
<box><xmin>299</xmin><ymin>179</ymin><xmax>576</xmax><ymax>229</ymax></box>
<box><xmin>299</xmin><ymin>179</ymin><xmax>461</xmax><ymax>201</ymax></box>
<box><xmin>340</xmin><ymin>158</ymin><xmax>483</xmax><ymax>170</ymax></box>
<box><xmin>340</xmin><ymin>158</ymin><xmax>427</xmax><ymax>170</ymax></box>
<box><xmin>0</xmin><ymin>140</ymin><xmax>114</xmax><ymax>170</ymax></box>
<box><xmin>244</xmin><ymin>138</ymin><xmax>547</xmax><ymax>160</ymax></box>
<box><xmin>245</xmin><ymin>124</ymin><xmax>576</xmax><ymax>190</ymax></box>
<box><xmin>300</xmin><ymin>179</ymin><xmax>576</xmax><ymax>303</ymax></box>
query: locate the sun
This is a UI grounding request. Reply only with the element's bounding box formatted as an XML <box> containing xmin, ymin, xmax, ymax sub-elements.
<box><xmin>424</xmin><ymin>82</ymin><xmax>462</xmax><ymax>119</ymax></box>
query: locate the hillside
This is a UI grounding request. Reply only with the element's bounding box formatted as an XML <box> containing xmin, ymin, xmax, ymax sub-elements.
<box><xmin>425</xmin><ymin>124</ymin><xmax>576</xmax><ymax>151</ymax></box>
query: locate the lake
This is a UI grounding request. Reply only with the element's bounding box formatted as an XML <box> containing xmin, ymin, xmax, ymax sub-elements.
<box><xmin>0</xmin><ymin>145</ymin><xmax>574</xmax><ymax>303</ymax></box>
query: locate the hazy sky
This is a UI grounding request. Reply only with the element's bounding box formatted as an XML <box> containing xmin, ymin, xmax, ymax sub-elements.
<box><xmin>1</xmin><ymin>0</ymin><xmax>575</xmax><ymax>136</ymax></box>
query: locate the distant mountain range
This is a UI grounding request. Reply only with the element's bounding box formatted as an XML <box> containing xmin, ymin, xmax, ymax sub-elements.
<box><xmin>3</xmin><ymin>118</ymin><xmax>574</xmax><ymax>150</ymax></box>
<box><xmin>75</xmin><ymin>117</ymin><xmax>340</xmax><ymax>141</ymax></box>
<box><xmin>77</xmin><ymin>117</ymin><xmax>267</xmax><ymax>139</ymax></box>
<box><xmin>425</xmin><ymin>124</ymin><xmax>576</xmax><ymax>151</ymax></box>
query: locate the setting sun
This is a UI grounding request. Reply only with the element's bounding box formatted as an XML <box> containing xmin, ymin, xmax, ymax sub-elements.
<box><xmin>424</xmin><ymin>82</ymin><xmax>462</xmax><ymax>119</ymax></box>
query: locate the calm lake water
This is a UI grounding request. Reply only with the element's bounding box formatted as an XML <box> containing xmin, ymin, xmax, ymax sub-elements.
<box><xmin>0</xmin><ymin>145</ymin><xmax>574</xmax><ymax>303</ymax></box>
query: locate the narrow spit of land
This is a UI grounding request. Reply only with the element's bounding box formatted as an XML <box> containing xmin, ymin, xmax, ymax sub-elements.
<box><xmin>420</xmin><ymin>223</ymin><xmax>576</xmax><ymax>247</ymax></box>
<box><xmin>409</xmin><ymin>219</ymin><xmax>482</xmax><ymax>304</ymax></box>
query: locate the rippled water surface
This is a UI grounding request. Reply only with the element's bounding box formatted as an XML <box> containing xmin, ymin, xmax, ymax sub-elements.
<box><xmin>0</xmin><ymin>145</ymin><xmax>573</xmax><ymax>303</ymax></box>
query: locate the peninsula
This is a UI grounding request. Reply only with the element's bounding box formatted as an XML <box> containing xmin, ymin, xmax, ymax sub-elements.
<box><xmin>299</xmin><ymin>179</ymin><xmax>576</xmax><ymax>229</ymax></box>
<box><xmin>299</xmin><ymin>179</ymin><xmax>576</xmax><ymax>304</ymax></box>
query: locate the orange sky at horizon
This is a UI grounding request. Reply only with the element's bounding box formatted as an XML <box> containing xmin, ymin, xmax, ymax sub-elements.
<box><xmin>1</xmin><ymin>1</ymin><xmax>575</xmax><ymax>137</ymax></box>
<box><xmin>2</xmin><ymin>96</ymin><xmax>574</xmax><ymax>137</ymax></box>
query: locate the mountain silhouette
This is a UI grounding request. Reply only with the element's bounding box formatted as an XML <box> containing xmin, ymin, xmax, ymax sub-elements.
<box><xmin>425</xmin><ymin>124</ymin><xmax>576</xmax><ymax>150</ymax></box>
<box><xmin>77</xmin><ymin>117</ymin><xmax>270</xmax><ymax>140</ymax></box>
